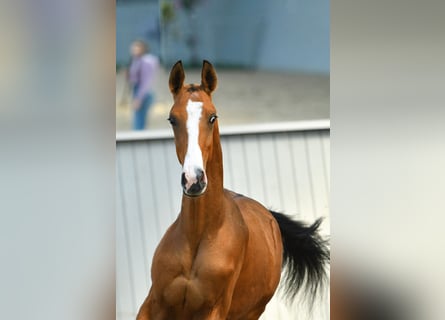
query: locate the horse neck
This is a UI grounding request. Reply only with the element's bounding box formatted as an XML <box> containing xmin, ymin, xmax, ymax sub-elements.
<box><xmin>179</xmin><ymin>124</ymin><xmax>225</xmax><ymax>239</ymax></box>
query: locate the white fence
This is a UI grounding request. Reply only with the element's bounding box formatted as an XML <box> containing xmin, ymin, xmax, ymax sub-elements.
<box><xmin>116</xmin><ymin>120</ymin><xmax>330</xmax><ymax>320</ymax></box>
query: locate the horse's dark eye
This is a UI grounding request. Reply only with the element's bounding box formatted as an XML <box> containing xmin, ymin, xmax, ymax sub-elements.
<box><xmin>209</xmin><ymin>115</ymin><xmax>218</xmax><ymax>124</ymax></box>
<box><xmin>167</xmin><ymin>117</ymin><xmax>177</xmax><ymax>126</ymax></box>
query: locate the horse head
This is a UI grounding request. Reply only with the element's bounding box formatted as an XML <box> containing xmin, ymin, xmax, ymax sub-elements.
<box><xmin>167</xmin><ymin>60</ymin><xmax>219</xmax><ymax>197</ymax></box>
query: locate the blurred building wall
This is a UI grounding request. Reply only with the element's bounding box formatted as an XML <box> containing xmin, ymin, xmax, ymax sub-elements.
<box><xmin>116</xmin><ymin>1</ymin><xmax>160</xmax><ymax>67</ymax></box>
<box><xmin>116</xmin><ymin>0</ymin><xmax>329</xmax><ymax>73</ymax></box>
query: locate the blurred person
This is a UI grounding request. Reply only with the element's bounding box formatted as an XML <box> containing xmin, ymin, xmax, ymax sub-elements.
<box><xmin>128</xmin><ymin>40</ymin><xmax>159</xmax><ymax>130</ymax></box>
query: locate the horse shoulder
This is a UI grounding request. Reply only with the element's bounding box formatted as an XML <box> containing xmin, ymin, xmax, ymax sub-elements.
<box><xmin>177</xmin><ymin>191</ymin><xmax>250</xmax><ymax>287</ymax></box>
<box><xmin>151</xmin><ymin>221</ymin><xmax>192</xmax><ymax>286</ymax></box>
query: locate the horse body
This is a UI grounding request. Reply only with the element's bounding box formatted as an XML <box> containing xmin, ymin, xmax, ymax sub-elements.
<box><xmin>139</xmin><ymin>191</ymin><xmax>281</xmax><ymax>320</ymax></box>
<box><xmin>136</xmin><ymin>61</ymin><xmax>328</xmax><ymax>320</ymax></box>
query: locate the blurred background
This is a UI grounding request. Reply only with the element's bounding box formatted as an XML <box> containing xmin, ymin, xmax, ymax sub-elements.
<box><xmin>116</xmin><ymin>0</ymin><xmax>329</xmax><ymax>131</ymax></box>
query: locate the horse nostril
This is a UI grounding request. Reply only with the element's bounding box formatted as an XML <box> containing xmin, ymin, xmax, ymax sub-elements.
<box><xmin>181</xmin><ymin>172</ymin><xmax>187</xmax><ymax>188</ymax></box>
<box><xmin>195</xmin><ymin>168</ymin><xmax>205</xmax><ymax>182</ymax></box>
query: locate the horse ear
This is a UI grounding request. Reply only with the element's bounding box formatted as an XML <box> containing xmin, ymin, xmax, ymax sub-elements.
<box><xmin>201</xmin><ymin>60</ymin><xmax>217</xmax><ymax>94</ymax></box>
<box><xmin>169</xmin><ymin>60</ymin><xmax>185</xmax><ymax>95</ymax></box>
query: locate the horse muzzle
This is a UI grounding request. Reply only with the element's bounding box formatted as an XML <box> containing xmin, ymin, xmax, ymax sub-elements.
<box><xmin>181</xmin><ymin>168</ymin><xmax>207</xmax><ymax>197</ymax></box>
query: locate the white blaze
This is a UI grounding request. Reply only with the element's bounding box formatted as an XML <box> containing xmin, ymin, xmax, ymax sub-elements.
<box><xmin>183</xmin><ymin>99</ymin><xmax>204</xmax><ymax>186</ymax></box>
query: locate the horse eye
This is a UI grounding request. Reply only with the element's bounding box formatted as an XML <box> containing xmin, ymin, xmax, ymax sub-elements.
<box><xmin>167</xmin><ymin>117</ymin><xmax>177</xmax><ymax>126</ymax></box>
<box><xmin>209</xmin><ymin>115</ymin><xmax>218</xmax><ymax>124</ymax></box>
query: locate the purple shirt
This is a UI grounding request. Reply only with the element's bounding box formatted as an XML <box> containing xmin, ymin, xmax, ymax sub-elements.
<box><xmin>129</xmin><ymin>53</ymin><xmax>159</xmax><ymax>101</ymax></box>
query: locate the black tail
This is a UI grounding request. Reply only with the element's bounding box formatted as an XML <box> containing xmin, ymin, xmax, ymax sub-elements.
<box><xmin>270</xmin><ymin>211</ymin><xmax>330</xmax><ymax>304</ymax></box>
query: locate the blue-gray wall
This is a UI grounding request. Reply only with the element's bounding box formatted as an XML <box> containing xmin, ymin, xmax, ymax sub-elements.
<box><xmin>117</xmin><ymin>0</ymin><xmax>329</xmax><ymax>73</ymax></box>
<box><xmin>116</xmin><ymin>1</ymin><xmax>160</xmax><ymax>66</ymax></box>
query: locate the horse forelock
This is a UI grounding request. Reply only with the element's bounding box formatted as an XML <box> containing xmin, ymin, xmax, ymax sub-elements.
<box><xmin>186</xmin><ymin>84</ymin><xmax>202</xmax><ymax>93</ymax></box>
<box><xmin>175</xmin><ymin>84</ymin><xmax>213</xmax><ymax>107</ymax></box>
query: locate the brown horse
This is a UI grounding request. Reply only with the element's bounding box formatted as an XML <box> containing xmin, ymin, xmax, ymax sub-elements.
<box><xmin>136</xmin><ymin>60</ymin><xmax>329</xmax><ymax>320</ymax></box>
